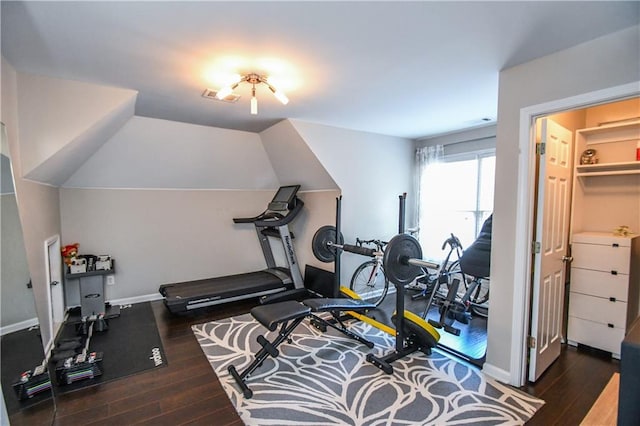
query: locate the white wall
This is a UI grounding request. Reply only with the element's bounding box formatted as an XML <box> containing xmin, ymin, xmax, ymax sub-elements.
<box><xmin>584</xmin><ymin>97</ymin><xmax>640</xmax><ymax>127</ymax></box>
<box><xmin>64</xmin><ymin>116</ymin><xmax>279</xmax><ymax>189</ymax></box>
<box><xmin>289</xmin><ymin>119</ymin><xmax>414</xmax><ymax>283</ymax></box>
<box><xmin>487</xmin><ymin>25</ymin><xmax>640</xmax><ymax>382</ymax></box>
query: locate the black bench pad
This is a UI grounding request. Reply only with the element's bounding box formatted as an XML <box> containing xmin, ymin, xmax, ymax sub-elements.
<box><xmin>251</xmin><ymin>301</ymin><xmax>311</xmax><ymax>331</ymax></box>
<box><xmin>303</xmin><ymin>298</ymin><xmax>375</xmax><ymax>312</ymax></box>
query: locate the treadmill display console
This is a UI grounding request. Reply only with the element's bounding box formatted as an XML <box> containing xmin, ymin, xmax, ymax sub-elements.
<box><xmin>268</xmin><ymin>185</ymin><xmax>300</xmax><ymax>211</ymax></box>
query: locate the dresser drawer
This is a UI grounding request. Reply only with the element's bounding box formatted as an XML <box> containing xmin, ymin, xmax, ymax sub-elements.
<box><xmin>568</xmin><ymin>292</ymin><xmax>627</xmax><ymax>328</ymax></box>
<box><xmin>572</xmin><ymin>233</ymin><xmax>632</xmax><ymax>247</ymax></box>
<box><xmin>568</xmin><ymin>316</ymin><xmax>625</xmax><ymax>356</ymax></box>
<box><xmin>571</xmin><ymin>243</ymin><xmax>630</xmax><ymax>273</ymax></box>
<box><xmin>570</xmin><ymin>267</ymin><xmax>629</xmax><ymax>301</ymax></box>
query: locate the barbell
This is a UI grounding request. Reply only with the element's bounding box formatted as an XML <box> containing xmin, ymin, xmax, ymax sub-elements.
<box><xmin>382</xmin><ymin>233</ymin><xmax>439</xmax><ymax>286</ymax></box>
<box><xmin>311</xmin><ymin>226</ymin><xmax>438</xmax><ymax>286</ymax></box>
<box><xmin>312</xmin><ymin>226</ymin><xmax>378</xmax><ymax>263</ymax></box>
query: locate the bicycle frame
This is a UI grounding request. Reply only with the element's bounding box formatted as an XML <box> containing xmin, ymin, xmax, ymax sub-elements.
<box><xmin>349</xmin><ymin>239</ymin><xmax>389</xmax><ymax>306</ymax></box>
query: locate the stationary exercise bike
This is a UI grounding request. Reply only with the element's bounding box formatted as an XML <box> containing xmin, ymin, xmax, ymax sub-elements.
<box><xmin>409</xmin><ymin>233</ymin><xmax>470</xmax><ymax>335</ymax></box>
<box><xmin>414</xmin><ymin>216</ymin><xmax>492</xmax><ymax>336</ymax></box>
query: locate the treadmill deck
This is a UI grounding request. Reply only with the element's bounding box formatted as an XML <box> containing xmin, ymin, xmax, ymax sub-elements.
<box><xmin>159</xmin><ymin>268</ymin><xmax>292</xmax><ymax>313</ymax></box>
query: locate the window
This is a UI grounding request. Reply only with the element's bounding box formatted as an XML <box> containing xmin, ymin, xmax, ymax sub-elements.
<box><xmin>418</xmin><ymin>150</ymin><xmax>495</xmax><ymax>262</ymax></box>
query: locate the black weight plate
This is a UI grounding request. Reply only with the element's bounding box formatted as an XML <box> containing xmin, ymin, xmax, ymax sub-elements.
<box><xmin>383</xmin><ymin>234</ymin><xmax>423</xmax><ymax>286</ymax></box>
<box><xmin>312</xmin><ymin>225</ymin><xmax>344</xmax><ymax>263</ymax></box>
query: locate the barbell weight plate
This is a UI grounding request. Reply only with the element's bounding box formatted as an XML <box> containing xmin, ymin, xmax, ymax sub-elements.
<box><xmin>311</xmin><ymin>225</ymin><xmax>344</xmax><ymax>263</ymax></box>
<box><xmin>392</xmin><ymin>310</ymin><xmax>440</xmax><ymax>348</ymax></box>
<box><xmin>383</xmin><ymin>234</ymin><xmax>423</xmax><ymax>286</ymax></box>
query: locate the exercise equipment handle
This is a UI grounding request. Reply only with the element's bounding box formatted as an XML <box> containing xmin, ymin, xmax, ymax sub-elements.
<box><xmin>233</xmin><ymin>198</ymin><xmax>305</xmax><ymax>227</ymax></box>
<box><xmin>342</xmin><ymin>244</ymin><xmax>376</xmax><ymax>257</ymax></box>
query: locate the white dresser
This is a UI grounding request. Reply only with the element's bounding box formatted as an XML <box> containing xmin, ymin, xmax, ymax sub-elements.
<box><xmin>567</xmin><ymin>232</ymin><xmax>640</xmax><ymax>358</ymax></box>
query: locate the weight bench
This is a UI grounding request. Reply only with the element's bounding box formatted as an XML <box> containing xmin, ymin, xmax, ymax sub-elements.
<box><xmin>228</xmin><ymin>297</ymin><xmax>376</xmax><ymax>398</ymax></box>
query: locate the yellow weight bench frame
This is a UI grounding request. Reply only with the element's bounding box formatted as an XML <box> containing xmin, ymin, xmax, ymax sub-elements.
<box><xmin>340</xmin><ymin>286</ymin><xmax>441</xmax><ymax>374</ymax></box>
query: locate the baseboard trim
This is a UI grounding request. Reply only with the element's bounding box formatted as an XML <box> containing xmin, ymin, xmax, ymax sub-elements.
<box><xmin>0</xmin><ymin>317</ymin><xmax>39</xmax><ymax>336</ymax></box>
<box><xmin>109</xmin><ymin>293</ymin><xmax>164</xmax><ymax>307</ymax></box>
<box><xmin>482</xmin><ymin>362</ymin><xmax>512</xmax><ymax>384</ymax></box>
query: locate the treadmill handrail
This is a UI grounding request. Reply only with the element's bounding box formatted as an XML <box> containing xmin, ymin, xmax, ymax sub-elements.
<box><xmin>233</xmin><ymin>197</ymin><xmax>304</xmax><ymax>227</ymax></box>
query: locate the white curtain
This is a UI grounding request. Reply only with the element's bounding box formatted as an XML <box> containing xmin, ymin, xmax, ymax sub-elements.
<box><xmin>415</xmin><ymin>145</ymin><xmax>444</xmax><ymax>240</ymax></box>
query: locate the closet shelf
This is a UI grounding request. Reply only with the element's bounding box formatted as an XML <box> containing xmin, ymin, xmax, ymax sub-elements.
<box><xmin>576</xmin><ymin>161</ymin><xmax>640</xmax><ymax>177</ymax></box>
<box><xmin>579</xmin><ymin>120</ymin><xmax>640</xmax><ymax>146</ymax></box>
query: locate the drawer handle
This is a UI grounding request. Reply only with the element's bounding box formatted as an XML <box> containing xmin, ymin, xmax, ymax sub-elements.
<box><xmin>609</xmin><ymin>297</ymin><xmax>617</xmax><ymax>302</ymax></box>
<box><xmin>612</xmin><ymin>243</ymin><xmax>619</xmax><ymax>247</ymax></box>
<box><xmin>608</xmin><ymin>323</ymin><xmax>614</xmax><ymax>328</ymax></box>
<box><xmin>611</xmin><ymin>270</ymin><xmax>618</xmax><ymax>275</ymax></box>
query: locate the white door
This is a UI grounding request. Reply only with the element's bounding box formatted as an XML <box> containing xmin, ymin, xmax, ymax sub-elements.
<box><xmin>528</xmin><ymin>118</ymin><xmax>573</xmax><ymax>382</ymax></box>
<box><xmin>45</xmin><ymin>235</ymin><xmax>64</xmax><ymax>349</ymax></box>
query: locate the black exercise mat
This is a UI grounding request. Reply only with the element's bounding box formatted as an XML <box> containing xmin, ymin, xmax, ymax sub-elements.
<box><xmin>50</xmin><ymin>301</ymin><xmax>166</xmax><ymax>395</ymax></box>
<box><xmin>1</xmin><ymin>327</ymin><xmax>54</xmax><ymax>415</ymax></box>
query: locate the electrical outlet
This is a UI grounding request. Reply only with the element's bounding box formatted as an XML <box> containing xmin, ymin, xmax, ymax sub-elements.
<box><xmin>106</xmin><ymin>275</ymin><xmax>115</xmax><ymax>286</ymax></box>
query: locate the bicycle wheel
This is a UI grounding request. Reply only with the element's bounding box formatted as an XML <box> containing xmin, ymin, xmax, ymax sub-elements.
<box><xmin>468</xmin><ymin>277</ymin><xmax>490</xmax><ymax>306</ymax></box>
<box><xmin>350</xmin><ymin>260</ymin><xmax>389</xmax><ymax>307</ymax></box>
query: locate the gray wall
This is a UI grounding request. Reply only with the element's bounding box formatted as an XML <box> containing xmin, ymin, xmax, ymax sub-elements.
<box><xmin>16</xmin><ymin>72</ymin><xmax>136</xmax><ymax>185</ymax></box>
<box><xmin>5</xmin><ymin>55</ymin><xmax>414</xmax><ymax>315</ymax></box>
<box><xmin>487</xmin><ymin>24</ymin><xmax>640</xmax><ymax>381</ymax></box>
<box><xmin>1</xmin><ymin>57</ymin><xmax>62</xmax><ymax>346</ymax></box>
<box><xmin>1</xmin><ymin>192</ymin><xmax>36</xmax><ymax>329</ymax></box>
<box><xmin>58</xmin><ymin>115</ymin><xmax>414</xmax><ymax>303</ymax></box>
<box><xmin>64</xmin><ymin>116</ymin><xmax>279</xmax><ymax>190</ymax></box>
<box><xmin>59</xmin><ymin>188</ymin><xmax>338</xmax><ymax>304</ymax></box>
<box><xmin>290</xmin><ymin>120</ymin><xmax>415</xmax><ymax>283</ymax></box>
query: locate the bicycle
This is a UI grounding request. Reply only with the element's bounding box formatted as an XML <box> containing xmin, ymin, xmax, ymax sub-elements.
<box><xmin>349</xmin><ymin>238</ymin><xmax>389</xmax><ymax>307</ymax></box>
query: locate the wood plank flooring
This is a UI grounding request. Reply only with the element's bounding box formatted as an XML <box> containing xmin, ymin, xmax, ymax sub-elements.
<box><xmin>9</xmin><ymin>299</ymin><xmax>620</xmax><ymax>425</ymax></box>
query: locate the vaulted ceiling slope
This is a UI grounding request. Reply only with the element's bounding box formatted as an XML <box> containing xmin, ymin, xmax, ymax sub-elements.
<box><xmin>16</xmin><ymin>73</ymin><xmax>137</xmax><ymax>186</ymax></box>
<box><xmin>15</xmin><ymin>71</ymin><xmax>338</xmax><ymax>190</ymax></box>
<box><xmin>2</xmin><ymin>1</ymin><xmax>638</xmax><ymax>139</ymax></box>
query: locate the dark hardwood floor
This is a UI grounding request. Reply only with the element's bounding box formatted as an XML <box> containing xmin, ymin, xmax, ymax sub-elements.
<box><xmin>9</xmin><ymin>299</ymin><xmax>620</xmax><ymax>425</ymax></box>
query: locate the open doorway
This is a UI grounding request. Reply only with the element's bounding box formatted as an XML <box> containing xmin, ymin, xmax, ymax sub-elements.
<box><xmin>522</xmin><ymin>93</ymin><xmax>639</xmax><ymax>384</ymax></box>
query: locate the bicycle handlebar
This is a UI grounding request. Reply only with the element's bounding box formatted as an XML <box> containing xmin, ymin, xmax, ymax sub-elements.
<box><xmin>442</xmin><ymin>233</ymin><xmax>463</xmax><ymax>250</ymax></box>
<box><xmin>355</xmin><ymin>238</ymin><xmax>388</xmax><ymax>249</ymax></box>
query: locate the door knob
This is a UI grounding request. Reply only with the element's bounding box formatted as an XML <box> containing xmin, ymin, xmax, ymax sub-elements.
<box><xmin>562</xmin><ymin>256</ymin><xmax>573</xmax><ymax>262</ymax></box>
<box><xmin>51</xmin><ymin>280</ymin><xmax>59</xmax><ymax>286</ymax></box>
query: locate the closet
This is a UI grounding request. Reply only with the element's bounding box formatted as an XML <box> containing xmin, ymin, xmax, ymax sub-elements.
<box><xmin>566</xmin><ymin>112</ymin><xmax>640</xmax><ymax>358</ymax></box>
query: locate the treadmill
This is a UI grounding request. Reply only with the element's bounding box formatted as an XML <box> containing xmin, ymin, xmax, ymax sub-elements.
<box><xmin>158</xmin><ymin>185</ymin><xmax>305</xmax><ymax>314</ymax></box>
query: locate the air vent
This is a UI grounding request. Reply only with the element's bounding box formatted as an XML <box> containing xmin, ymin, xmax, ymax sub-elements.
<box><xmin>202</xmin><ymin>88</ymin><xmax>240</xmax><ymax>103</ymax></box>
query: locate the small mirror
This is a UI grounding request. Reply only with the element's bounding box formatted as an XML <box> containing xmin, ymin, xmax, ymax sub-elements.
<box><xmin>1</xmin><ymin>122</ymin><xmax>55</xmax><ymax>422</ymax></box>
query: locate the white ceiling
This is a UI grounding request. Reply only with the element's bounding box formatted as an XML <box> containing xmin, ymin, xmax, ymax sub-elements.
<box><xmin>2</xmin><ymin>1</ymin><xmax>638</xmax><ymax>139</ymax></box>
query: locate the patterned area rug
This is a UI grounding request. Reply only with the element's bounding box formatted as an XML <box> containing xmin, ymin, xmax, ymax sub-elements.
<box><xmin>193</xmin><ymin>313</ymin><xmax>543</xmax><ymax>425</ymax></box>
